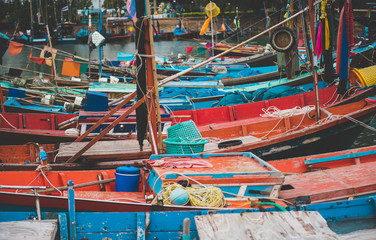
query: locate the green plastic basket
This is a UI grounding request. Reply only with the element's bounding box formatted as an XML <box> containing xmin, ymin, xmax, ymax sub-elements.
<box><xmin>163</xmin><ymin>137</ymin><xmax>208</xmax><ymax>154</ymax></box>
<box><xmin>167</xmin><ymin>120</ymin><xmax>201</xmax><ymax>139</ymax></box>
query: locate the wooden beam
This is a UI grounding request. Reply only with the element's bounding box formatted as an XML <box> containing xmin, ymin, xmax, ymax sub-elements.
<box><xmin>145</xmin><ymin>0</ymin><xmax>161</xmax><ymax>154</ymax></box>
<box><xmin>66</xmin><ymin>93</ymin><xmax>149</xmax><ymax>163</ymax></box>
<box><xmin>74</xmin><ymin>91</ymin><xmax>137</xmax><ymax>142</ymax></box>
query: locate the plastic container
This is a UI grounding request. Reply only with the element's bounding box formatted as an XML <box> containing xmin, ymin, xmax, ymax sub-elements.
<box><xmin>350</xmin><ymin>65</ymin><xmax>376</xmax><ymax>87</ymax></box>
<box><xmin>39</xmin><ymin>146</ymin><xmax>47</xmax><ymax>163</ymax></box>
<box><xmin>115</xmin><ymin>165</ymin><xmax>140</xmax><ymax>192</ymax></box>
<box><xmin>167</xmin><ymin>120</ymin><xmax>201</xmax><ymax>139</ymax></box>
<box><xmin>163</xmin><ymin>137</ymin><xmax>208</xmax><ymax>154</ymax></box>
<box><xmin>85</xmin><ymin>91</ymin><xmax>108</xmax><ymax>111</ymax></box>
<box><xmin>205</xmin><ymin>2</ymin><xmax>220</xmax><ymax>17</ymax></box>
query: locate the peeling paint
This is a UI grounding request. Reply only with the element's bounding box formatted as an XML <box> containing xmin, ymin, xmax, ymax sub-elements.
<box><xmin>263</xmin><ymin>145</ymin><xmax>293</xmax><ymax>155</ymax></box>
<box><xmin>302</xmin><ymin>137</ymin><xmax>321</xmax><ymax>144</ymax></box>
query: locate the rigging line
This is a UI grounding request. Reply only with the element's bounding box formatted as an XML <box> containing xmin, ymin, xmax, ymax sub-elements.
<box><xmin>0</xmin><ymin>113</ymin><xmax>17</xmax><ymax>129</ymax></box>
<box><xmin>5</xmin><ymin>40</ymin><xmax>87</xmax><ymax>62</ymax></box>
<box><xmin>39</xmin><ymin>169</ymin><xmax>63</xmax><ymax>196</ymax></box>
<box><xmin>15</xmin><ymin>172</ymin><xmax>42</xmax><ymax>194</ymax></box>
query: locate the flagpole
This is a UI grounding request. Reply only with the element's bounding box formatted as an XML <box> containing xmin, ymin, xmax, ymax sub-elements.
<box><xmin>99</xmin><ymin>0</ymin><xmax>103</xmax><ymax>77</ymax></box>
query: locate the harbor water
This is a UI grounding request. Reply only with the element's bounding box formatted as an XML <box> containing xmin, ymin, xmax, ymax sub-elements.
<box><xmin>1</xmin><ymin>39</ymin><xmax>376</xmax><ymax>149</ymax></box>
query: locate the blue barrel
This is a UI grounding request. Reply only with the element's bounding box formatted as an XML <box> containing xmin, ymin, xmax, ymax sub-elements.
<box><xmin>115</xmin><ymin>165</ymin><xmax>140</xmax><ymax>192</ymax></box>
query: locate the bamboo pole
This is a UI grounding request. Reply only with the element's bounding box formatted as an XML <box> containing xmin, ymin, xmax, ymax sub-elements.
<box><xmin>45</xmin><ymin>25</ymin><xmax>57</xmax><ymax>80</ymax></box>
<box><xmin>308</xmin><ymin>0</ymin><xmax>321</xmax><ymax>120</ymax></box>
<box><xmin>35</xmin><ymin>178</ymin><xmax>115</xmax><ymax>194</ymax></box>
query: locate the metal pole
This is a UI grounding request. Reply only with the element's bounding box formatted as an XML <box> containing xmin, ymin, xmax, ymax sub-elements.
<box><xmin>183</xmin><ymin>218</ymin><xmax>191</xmax><ymax>240</ymax></box>
<box><xmin>210</xmin><ymin>2</ymin><xmax>214</xmax><ymax>56</ymax></box>
<box><xmin>236</xmin><ymin>7</ymin><xmax>239</xmax><ymax>43</ymax></box>
<box><xmin>99</xmin><ymin>0</ymin><xmax>103</xmax><ymax>77</ymax></box>
<box><xmin>33</xmin><ymin>188</ymin><xmax>42</xmax><ymax>221</ymax></box>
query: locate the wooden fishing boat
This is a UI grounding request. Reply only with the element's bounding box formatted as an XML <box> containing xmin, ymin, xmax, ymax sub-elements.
<box><xmin>196</xmin><ymin>98</ymin><xmax>376</xmax><ymax>160</ymax></box>
<box><xmin>0</xmin><ymin>104</ymin><xmax>173</xmax><ymax>145</ymax></box>
<box><xmin>173</xmin><ymin>85</ymin><xmax>376</xmax><ymax>126</ymax></box>
<box><xmin>3</xmin><ymin>97</ymin><xmax>76</xmax><ymax>114</ymax></box>
<box><xmin>270</xmin><ymin>144</ymin><xmax>376</xmax><ymax>173</ymax></box>
<box><xmin>0</xmin><ymin>143</ymin><xmax>56</xmax><ymax>164</ymax></box>
<box><xmin>0</xmin><ymin>152</ymin><xmax>286</xmax><ymax>212</ymax></box>
<box><xmin>0</xmin><ymin>112</ymin><xmax>79</xmax><ymax>145</ymax></box>
<box><xmin>2</xmin><ymin>149</ymin><xmax>376</xmax><ymax>238</ymax></box>
<box><xmin>53</xmin><ymin>22</ymin><xmax>77</xmax><ymax>43</ymax></box>
<box><xmin>106</xmin><ymin>17</ymin><xmax>134</xmax><ymax>42</ymax></box>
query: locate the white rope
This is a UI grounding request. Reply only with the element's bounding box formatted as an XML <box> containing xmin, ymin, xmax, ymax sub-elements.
<box><xmin>260</xmin><ymin>105</ymin><xmax>315</xmax><ymax>118</ymax></box>
<box><xmin>15</xmin><ymin>172</ymin><xmax>42</xmax><ymax>193</ymax></box>
<box><xmin>0</xmin><ymin>113</ymin><xmax>17</xmax><ymax>129</ymax></box>
<box><xmin>320</xmin><ymin>108</ymin><xmax>376</xmax><ymax>133</ymax></box>
<box><xmin>39</xmin><ymin>168</ymin><xmax>63</xmax><ymax>196</ymax></box>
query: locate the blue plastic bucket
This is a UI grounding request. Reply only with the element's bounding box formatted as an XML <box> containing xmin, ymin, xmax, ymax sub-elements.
<box><xmin>115</xmin><ymin>165</ymin><xmax>140</xmax><ymax>192</ymax></box>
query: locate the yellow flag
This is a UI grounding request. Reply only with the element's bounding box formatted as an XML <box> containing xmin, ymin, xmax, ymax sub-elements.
<box><xmin>325</xmin><ymin>17</ymin><xmax>330</xmax><ymax>50</ymax></box>
<box><xmin>200</xmin><ymin>17</ymin><xmax>211</xmax><ymax>35</ymax></box>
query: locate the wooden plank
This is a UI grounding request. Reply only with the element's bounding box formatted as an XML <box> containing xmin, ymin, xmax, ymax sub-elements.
<box><xmin>279</xmin><ymin>161</ymin><xmax>376</xmax><ymax>203</ymax></box>
<box><xmin>304</xmin><ymin>149</ymin><xmax>376</xmax><ymax>165</ymax></box>
<box><xmin>195</xmin><ymin>211</ymin><xmax>339</xmax><ymax>240</ymax></box>
<box><xmin>0</xmin><ymin>220</ymin><xmax>57</xmax><ymax>240</ymax></box>
<box><xmin>57</xmin><ymin>140</ymin><xmax>151</xmax><ymax>161</ymax></box>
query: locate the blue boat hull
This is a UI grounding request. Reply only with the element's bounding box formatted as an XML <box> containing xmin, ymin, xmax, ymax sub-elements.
<box><xmin>1</xmin><ymin>197</ymin><xmax>375</xmax><ymax>239</ymax></box>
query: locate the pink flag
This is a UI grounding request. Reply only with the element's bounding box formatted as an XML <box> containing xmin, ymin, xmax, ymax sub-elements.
<box><xmin>126</xmin><ymin>0</ymin><xmax>137</xmax><ymax>23</ymax></box>
<box><xmin>315</xmin><ymin>22</ymin><xmax>323</xmax><ymax>61</ymax></box>
<box><xmin>186</xmin><ymin>46</ymin><xmax>194</xmax><ymax>54</ymax></box>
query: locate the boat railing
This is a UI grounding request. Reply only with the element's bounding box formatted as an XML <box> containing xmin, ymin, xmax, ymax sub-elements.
<box><xmin>0</xmin><ymin>185</ymin><xmax>46</xmax><ymax>220</ymax></box>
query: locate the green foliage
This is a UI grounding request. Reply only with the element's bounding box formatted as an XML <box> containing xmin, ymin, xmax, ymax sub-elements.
<box><xmin>76</xmin><ymin>0</ymin><xmax>94</xmax><ymax>9</ymax></box>
<box><xmin>102</xmin><ymin>0</ymin><xmax>126</xmax><ymax>9</ymax></box>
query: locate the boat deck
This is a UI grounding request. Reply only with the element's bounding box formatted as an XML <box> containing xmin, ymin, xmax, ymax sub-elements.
<box><xmin>279</xmin><ymin>161</ymin><xmax>376</xmax><ymax>203</ymax></box>
<box><xmin>57</xmin><ymin>140</ymin><xmax>151</xmax><ymax>162</ymax></box>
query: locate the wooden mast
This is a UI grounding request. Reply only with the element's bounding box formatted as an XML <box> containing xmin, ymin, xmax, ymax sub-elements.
<box><xmin>145</xmin><ymin>0</ymin><xmax>162</xmax><ymax>154</ymax></box>
<box><xmin>308</xmin><ymin>0</ymin><xmax>321</xmax><ymax>120</ymax></box>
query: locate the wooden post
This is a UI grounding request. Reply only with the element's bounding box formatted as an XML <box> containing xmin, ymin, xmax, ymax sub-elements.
<box><xmin>308</xmin><ymin>0</ymin><xmax>321</xmax><ymax>120</ymax></box>
<box><xmin>145</xmin><ymin>0</ymin><xmax>162</xmax><ymax>154</ymax></box>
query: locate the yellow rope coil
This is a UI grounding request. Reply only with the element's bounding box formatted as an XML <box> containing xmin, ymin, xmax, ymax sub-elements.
<box><xmin>156</xmin><ymin>182</ymin><xmax>227</xmax><ymax>208</ymax></box>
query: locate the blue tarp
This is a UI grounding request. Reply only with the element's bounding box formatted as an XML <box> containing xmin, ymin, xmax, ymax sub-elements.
<box><xmin>160</xmin><ymin>87</ymin><xmax>225</xmax><ymax>99</ymax></box>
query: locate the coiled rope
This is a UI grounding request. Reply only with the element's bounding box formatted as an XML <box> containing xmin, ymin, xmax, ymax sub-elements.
<box><xmin>155</xmin><ymin>182</ymin><xmax>226</xmax><ymax>208</ymax></box>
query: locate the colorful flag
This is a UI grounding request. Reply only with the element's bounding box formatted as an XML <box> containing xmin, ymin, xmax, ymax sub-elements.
<box><xmin>62</xmin><ymin>6</ymin><xmax>69</xmax><ymax>12</ymax></box>
<box><xmin>126</xmin><ymin>0</ymin><xmax>136</xmax><ymax>23</ymax></box>
<box><xmin>40</xmin><ymin>46</ymin><xmax>57</xmax><ymax>66</ymax></box>
<box><xmin>62</xmin><ymin>60</ymin><xmax>81</xmax><ymax>77</ymax></box>
<box><xmin>8</xmin><ymin>41</ymin><xmax>24</xmax><ymax>56</ymax></box>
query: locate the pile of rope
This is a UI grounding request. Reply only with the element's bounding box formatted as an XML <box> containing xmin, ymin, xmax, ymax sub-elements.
<box><xmin>260</xmin><ymin>105</ymin><xmax>315</xmax><ymax>118</ymax></box>
<box><xmin>154</xmin><ymin>182</ymin><xmax>226</xmax><ymax>208</ymax></box>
